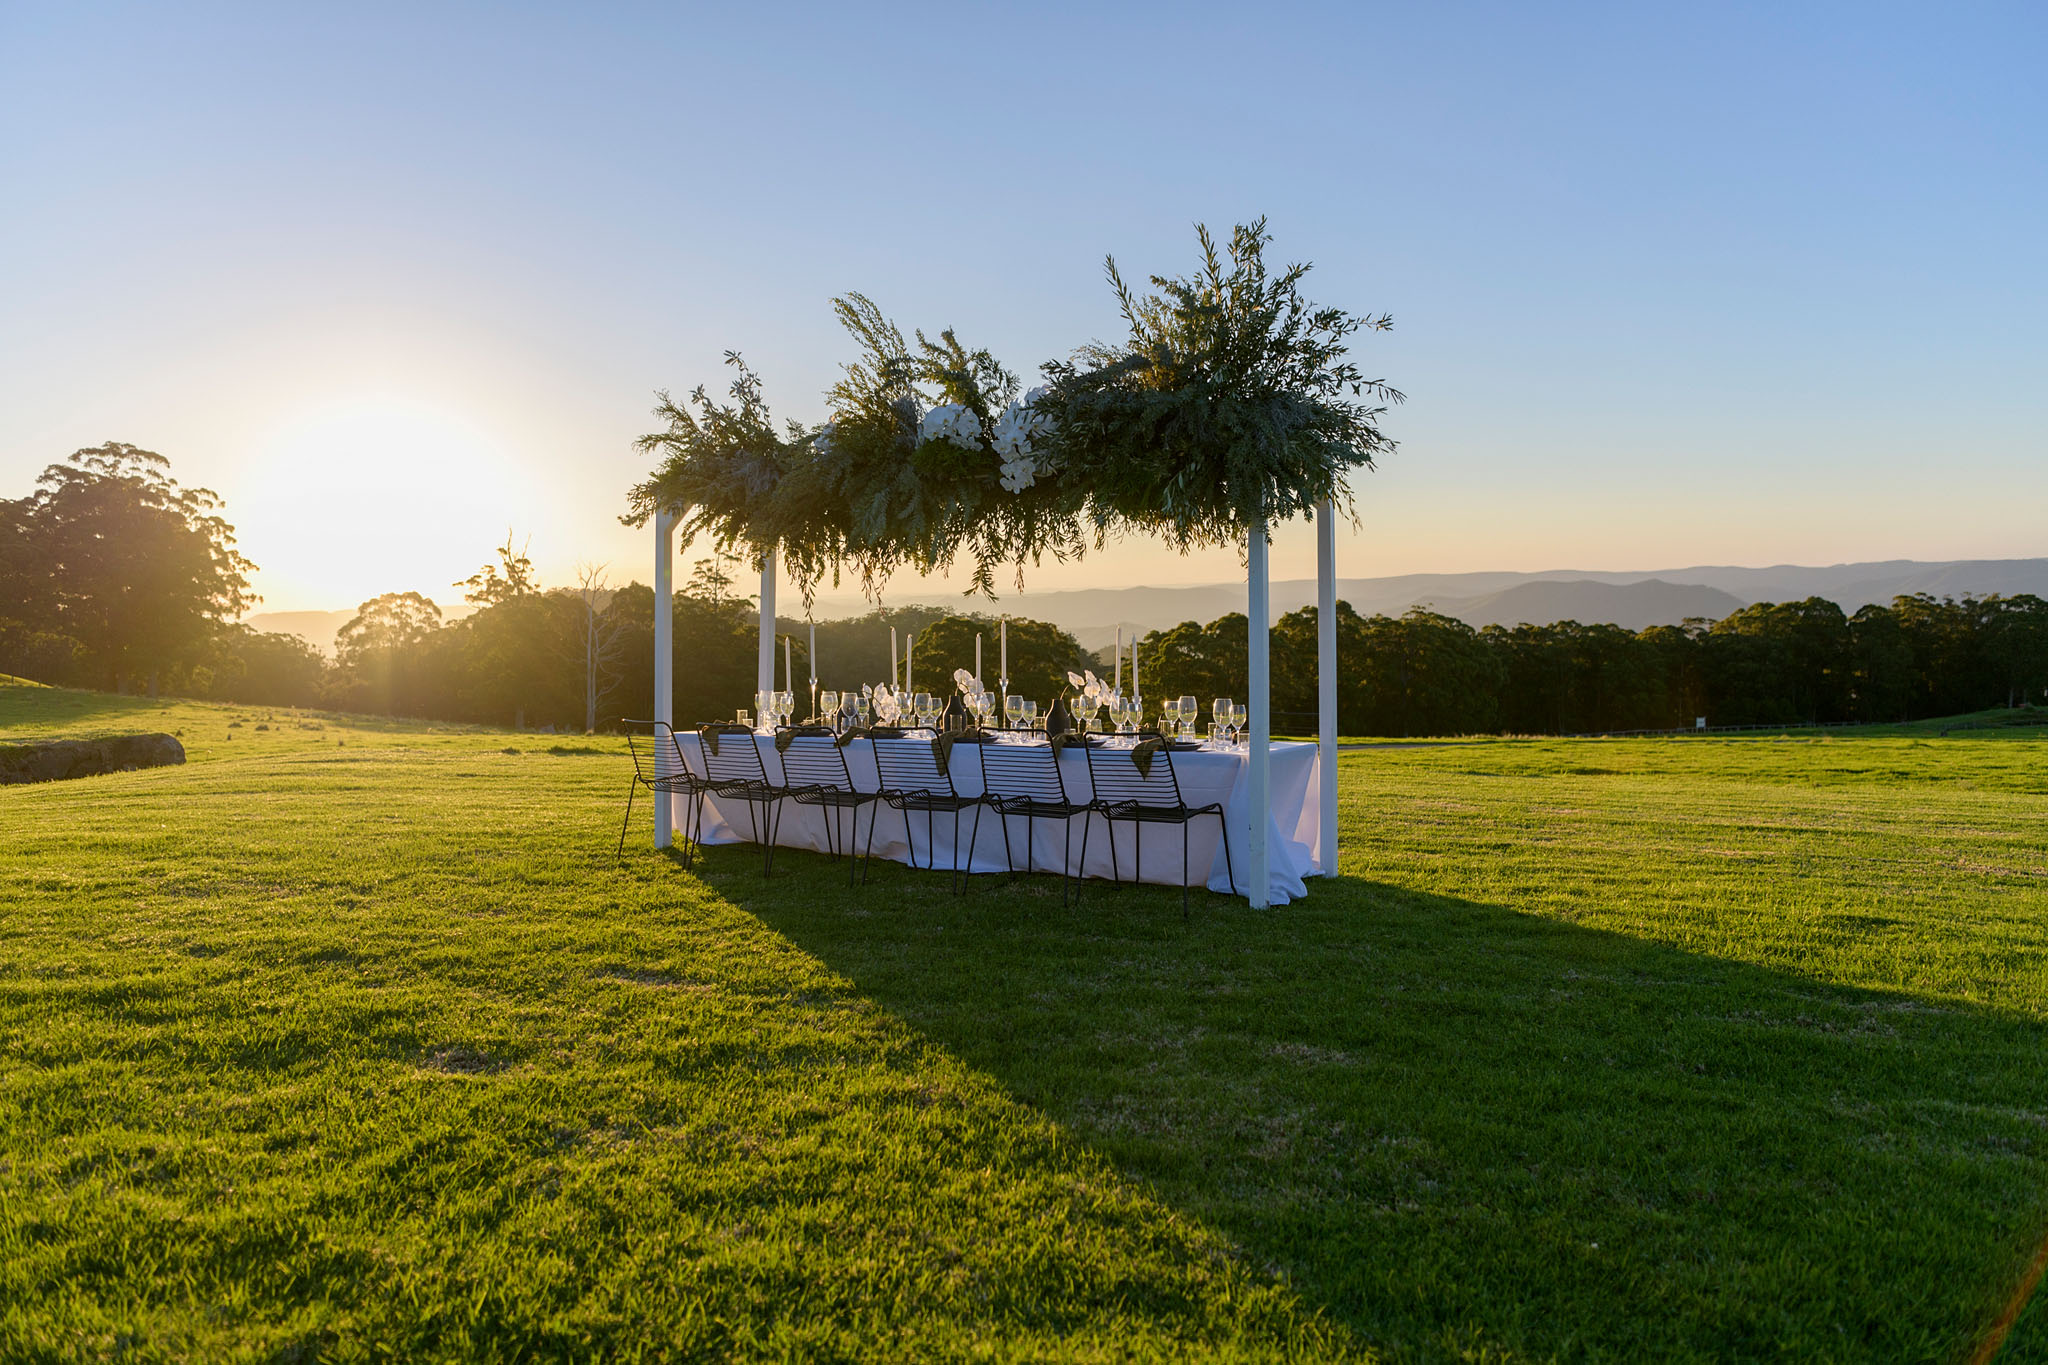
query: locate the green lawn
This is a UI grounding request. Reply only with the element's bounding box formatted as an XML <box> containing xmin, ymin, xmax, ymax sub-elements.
<box><xmin>3</xmin><ymin>685</ymin><xmax>2045</xmax><ymax>1363</ymax></box>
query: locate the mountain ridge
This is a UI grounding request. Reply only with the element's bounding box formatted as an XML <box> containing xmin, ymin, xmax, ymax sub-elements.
<box><xmin>246</xmin><ymin>558</ymin><xmax>2048</xmax><ymax>655</ymax></box>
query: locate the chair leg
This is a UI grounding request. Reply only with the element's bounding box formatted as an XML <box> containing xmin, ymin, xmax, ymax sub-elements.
<box><xmin>1182</xmin><ymin>824</ymin><xmax>1191</xmax><ymax>921</ymax></box>
<box><xmin>996</xmin><ymin>807</ymin><xmax>1016</xmax><ymax>880</ymax></box>
<box><xmin>617</xmin><ymin>778</ymin><xmax>638</xmax><ymax>862</ymax></box>
<box><xmin>861</xmin><ymin>801</ymin><xmax>878</xmax><ymax>885</ymax></box>
<box><xmin>764</xmin><ymin>799</ymin><xmax>786</xmax><ymax>877</ymax></box>
<box><xmin>1075</xmin><ymin>812</ymin><xmax>1090</xmax><ymax>908</ymax></box>
<box><xmin>1216</xmin><ymin>811</ymin><xmax>1238</xmax><ymax>898</ymax></box>
<box><xmin>1064</xmin><ymin>818</ymin><xmax>1081</xmax><ymax>912</ymax></box>
<box><xmin>962</xmin><ymin>803</ymin><xmax>984</xmax><ymax>895</ymax></box>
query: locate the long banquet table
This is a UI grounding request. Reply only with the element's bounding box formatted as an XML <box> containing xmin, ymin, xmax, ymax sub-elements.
<box><xmin>665</xmin><ymin>731</ymin><xmax>1325</xmax><ymax>904</ymax></box>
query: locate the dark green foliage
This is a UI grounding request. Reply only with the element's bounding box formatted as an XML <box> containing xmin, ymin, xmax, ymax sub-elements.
<box><xmin>1035</xmin><ymin>219</ymin><xmax>1400</xmax><ymax>552</ymax></box>
<box><xmin>1135</xmin><ymin>593</ymin><xmax>2048</xmax><ymax>736</ymax></box>
<box><xmin>910</xmin><ymin>613</ymin><xmax>1087</xmax><ymax>704</ymax></box>
<box><xmin>624</xmin><ymin>221</ymin><xmax>1398</xmax><ymax>603</ymax></box>
<box><xmin>0</xmin><ymin>443</ymin><xmax>256</xmax><ymax>693</ymax></box>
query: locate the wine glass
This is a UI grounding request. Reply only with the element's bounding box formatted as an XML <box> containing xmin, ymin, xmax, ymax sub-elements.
<box><xmin>1005</xmin><ymin>694</ymin><xmax>1024</xmax><ymax>730</ymax></box>
<box><xmin>1176</xmin><ymin>696</ymin><xmax>1197</xmax><ymax>740</ymax></box>
<box><xmin>1021</xmin><ymin>698</ymin><xmax>1038</xmax><ymax>732</ymax></box>
<box><xmin>820</xmin><ymin>690</ymin><xmax>839</xmax><ymax>731</ymax></box>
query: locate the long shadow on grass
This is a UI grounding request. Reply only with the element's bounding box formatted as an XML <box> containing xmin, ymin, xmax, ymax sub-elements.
<box><xmin>710</xmin><ymin>848</ymin><xmax>2048</xmax><ymax>1362</ymax></box>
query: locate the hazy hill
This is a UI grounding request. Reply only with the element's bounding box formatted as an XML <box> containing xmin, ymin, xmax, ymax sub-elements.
<box><xmin>246</xmin><ymin>559</ymin><xmax>2048</xmax><ymax>654</ymax></box>
<box><xmin>245</xmin><ymin>603</ymin><xmax>470</xmax><ymax>656</ymax></box>
<box><xmin>1423</xmin><ymin>579</ymin><xmax>1747</xmax><ymax>631</ymax></box>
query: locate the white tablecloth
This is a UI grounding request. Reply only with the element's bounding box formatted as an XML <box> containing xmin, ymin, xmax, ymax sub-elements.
<box><xmin>665</xmin><ymin>732</ymin><xmax>1324</xmax><ymax>904</ymax></box>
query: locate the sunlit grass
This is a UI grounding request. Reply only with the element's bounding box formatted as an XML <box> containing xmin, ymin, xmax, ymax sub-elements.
<box><xmin>2</xmin><ymin>685</ymin><xmax>2044</xmax><ymax>1362</ymax></box>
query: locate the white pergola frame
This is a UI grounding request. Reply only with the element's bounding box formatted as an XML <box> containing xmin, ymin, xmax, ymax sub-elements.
<box><xmin>650</xmin><ymin>505</ymin><xmax>1343</xmax><ymax>904</ymax></box>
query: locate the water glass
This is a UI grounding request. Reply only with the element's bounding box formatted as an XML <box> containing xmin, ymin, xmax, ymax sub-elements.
<box><xmin>736</xmin><ymin>709</ymin><xmax>750</xmax><ymax>727</ymax></box>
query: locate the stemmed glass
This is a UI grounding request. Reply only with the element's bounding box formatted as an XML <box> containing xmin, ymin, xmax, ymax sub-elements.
<box><xmin>1021</xmin><ymin>699</ymin><xmax>1039</xmax><ymax>732</ymax></box>
<box><xmin>912</xmin><ymin>692</ymin><xmax>933</xmax><ymax>730</ymax></box>
<box><xmin>1213</xmin><ymin>697</ymin><xmax>1233</xmax><ymax>747</ymax></box>
<box><xmin>820</xmin><ymin>690</ymin><xmax>839</xmax><ymax>731</ymax></box>
<box><xmin>1005</xmin><ymin>694</ymin><xmax>1024</xmax><ymax>731</ymax></box>
<box><xmin>1176</xmin><ymin>696</ymin><xmax>1197</xmax><ymax>740</ymax></box>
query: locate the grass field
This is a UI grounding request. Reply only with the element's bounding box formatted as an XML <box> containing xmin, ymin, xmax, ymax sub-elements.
<box><xmin>4</xmin><ymin>685</ymin><xmax>2046</xmax><ymax>1363</ymax></box>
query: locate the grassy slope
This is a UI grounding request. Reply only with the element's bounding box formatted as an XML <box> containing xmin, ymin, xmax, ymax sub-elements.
<box><xmin>1</xmin><ymin>687</ymin><xmax>2044</xmax><ymax>1363</ymax></box>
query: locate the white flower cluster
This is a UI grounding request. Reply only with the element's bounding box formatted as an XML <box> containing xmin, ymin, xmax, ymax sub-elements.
<box><xmin>871</xmin><ymin>683</ymin><xmax>901</xmax><ymax>725</ymax></box>
<box><xmin>993</xmin><ymin>386</ymin><xmax>1052</xmax><ymax>493</ymax></box>
<box><xmin>1066</xmin><ymin>669</ymin><xmax>1111</xmax><ymax>706</ymax></box>
<box><xmin>919</xmin><ymin>403</ymin><xmax>981</xmax><ymax>450</ymax></box>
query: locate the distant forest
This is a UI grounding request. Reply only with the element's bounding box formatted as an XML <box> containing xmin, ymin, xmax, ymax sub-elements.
<box><xmin>4</xmin><ymin>445</ymin><xmax>2045</xmax><ymax>735</ymax></box>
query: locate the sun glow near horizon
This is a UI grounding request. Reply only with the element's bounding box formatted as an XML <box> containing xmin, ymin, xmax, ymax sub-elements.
<box><xmin>231</xmin><ymin>396</ymin><xmax>541</xmax><ymax>614</ymax></box>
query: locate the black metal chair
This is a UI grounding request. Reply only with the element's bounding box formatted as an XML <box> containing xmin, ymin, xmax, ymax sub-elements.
<box><xmin>697</xmin><ymin>722</ymin><xmax>794</xmax><ymax>876</ymax></box>
<box><xmin>777</xmin><ymin>727</ymin><xmax>883</xmax><ymax>886</ymax></box>
<box><xmin>617</xmin><ymin>720</ymin><xmax>708</xmax><ymax>864</ymax></box>
<box><xmin>979</xmin><ymin>740</ymin><xmax>1093</xmax><ymax>906</ymax></box>
<box><xmin>1083</xmin><ymin>740</ymin><xmax>1236</xmax><ymax>917</ymax></box>
<box><xmin>872</xmin><ymin>736</ymin><xmax>989</xmax><ymax>894</ymax></box>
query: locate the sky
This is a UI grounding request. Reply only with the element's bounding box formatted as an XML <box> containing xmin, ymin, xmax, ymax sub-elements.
<box><xmin>2</xmin><ymin>1</ymin><xmax>2043</xmax><ymax>615</ymax></box>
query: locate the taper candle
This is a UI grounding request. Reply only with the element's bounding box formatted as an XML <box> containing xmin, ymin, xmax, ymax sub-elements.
<box><xmin>975</xmin><ymin>632</ymin><xmax>982</xmax><ymax>682</ymax></box>
<box><xmin>890</xmin><ymin>627</ymin><xmax>897</xmax><ymax>688</ymax></box>
<box><xmin>1115</xmin><ymin>627</ymin><xmax>1122</xmax><ymax>691</ymax></box>
<box><xmin>808</xmin><ymin>623</ymin><xmax>816</xmax><ymax>684</ymax></box>
<box><xmin>784</xmin><ymin>636</ymin><xmax>792</xmax><ymax>694</ymax></box>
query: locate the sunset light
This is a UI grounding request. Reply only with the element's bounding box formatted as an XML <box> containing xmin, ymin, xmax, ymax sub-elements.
<box><xmin>234</xmin><ymin>397</ymin><xmax>531</xmax><ymax>611</ymax></box>
<box><xmin>3</xmin><ymin>5</ymin><xmax>2044</xmax><ymax>1358</ymax></box>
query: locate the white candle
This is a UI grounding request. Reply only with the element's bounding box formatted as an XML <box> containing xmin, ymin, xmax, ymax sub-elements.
<box><xmin>1133</xmin><ymin>637</ymin><xmax>1140</xmax><ymax>698</ymax></box>
<box><xmin>890</xmin><ymin>627</ymin><xmax>898</xmax><ymax>688</ymax></box>
<box><xmin>1115</xmin><ymin>627</ymin><xmax>1122</xmax><ymax>691</ymax></box>
<box><xmin>784</xmin><ymin>636</ymin><xmax>792</xmax><ymax>694</ymax></box>
<box><xmin>975</xmin><ymin>632</ymin><xmax>982</xmax><ymax>682</ymax></box>
<box><xmin>1000</xmin><ymin>617</ymin><xmax>1007</xmax><ymax>682</ymax></box>
<box><xmin>808</xmin><ymin>623</ymin><xmax>816</xmax><ymax>684</ymax></box>
<box><xmin>906</xmin><ymin>632</ymin><xmax>913</xmax><ymax>693</ymax></box>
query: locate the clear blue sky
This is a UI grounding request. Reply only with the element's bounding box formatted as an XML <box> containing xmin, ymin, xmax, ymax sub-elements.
<box><xmin>3</xmin><ymin>2</ymin><xmax>2042</xmax><ymax>612</ymax></box>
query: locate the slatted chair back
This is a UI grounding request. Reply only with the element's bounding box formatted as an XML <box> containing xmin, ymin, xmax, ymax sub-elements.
<box><xmin>778</xmin><ymin>729</ymin><xmax>854</xmax><ymax>793</ymax></box>
<box><xmin>1084</xmin><ymin>739</ymin><xmax>1188</xmax><ymax>809</ymax></box>
<box><xmin>978</xmin><ymin>741</ymin><xmax>1073</xmax><ymax>807</ymax></box>
<box><xmin>624</xmin><ymin>720</ymin><xmax>678</xmax><ymax>786</ymax></box>
<box><xmin>698</xmin><ymin>723</ymin><xmax>771</xmax><ymax>787</ymax></box>
<box><xmin>873</xmin><ymin>735</ymin><xmax>957</xmax><ymax>798</ymax></box>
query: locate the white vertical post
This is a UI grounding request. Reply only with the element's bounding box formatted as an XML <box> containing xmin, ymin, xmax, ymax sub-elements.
<box><xmin>1317</xmin><ymin>498</ymin><xmax>1339</xmax><ymax>877</ymax></box>
<box><xmin>756</xmin><ymin>547</ymin><xmax>777</xmax><ymax>697</ymax></box>
<box><xmin>1246</xmin><ymin>520</ymin><xmax>1271</xmax><ymax>908</ymax></box>
<box><xmin>652</xmin><ymin>509</ymin><xmax>676</xmax><ymax>848</ymax></box>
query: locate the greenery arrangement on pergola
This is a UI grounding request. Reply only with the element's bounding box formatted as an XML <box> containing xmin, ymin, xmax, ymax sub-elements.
<box><xmin>626</xmin><ymin>220</ymin><xmax>1402</xmax><ymax>904</ymax></box>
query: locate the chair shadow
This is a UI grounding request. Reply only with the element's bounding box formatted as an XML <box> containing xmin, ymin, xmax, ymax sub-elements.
<box><xmin>717</xmin><ymin>852</ymin><xmax>2048</xmax><ymax>1361</ymax></box>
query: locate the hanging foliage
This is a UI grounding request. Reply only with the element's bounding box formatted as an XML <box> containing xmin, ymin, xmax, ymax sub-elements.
<box><xmin>624</xmin><ymin>220</ymin><xmax>1399</xmax><ymax>600</ymax></box>
<box><xmin>1034</xmin><ymin>217</ymin><xmax>1402</xmax><ymax>550</ymax></box>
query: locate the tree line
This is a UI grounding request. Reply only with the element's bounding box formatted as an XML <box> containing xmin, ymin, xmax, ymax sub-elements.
<box><xmin>5</xmin><ymin>444</ymin><xmax>2043</xmax><ymax>735</ymax></box>
<box><xmin>1134</xmin><ymin>594</ymin><xmax>2048</xmax><ymax>735</ymax></box>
